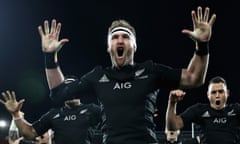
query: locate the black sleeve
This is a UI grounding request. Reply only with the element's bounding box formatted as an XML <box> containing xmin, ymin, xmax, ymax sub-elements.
<box><xmin>32</xmin><ymin>109</ymin><xmax>56</xmax><ymax>136</ymax></box>
<box><xmin>50</xmin><ymin>66</ymin><xmax>102</xmax><ymax>104</ymax></box>
<box><xmin>180</xmin><ymin>103</ymin><xmax>205</xmax><ymax>125</ymax></box>
<box><xmin>146</xmin><ymin>60</ymin><xmax>181</xmax><ymax>89</ymax></box>
<box><xmin>88</xmin><ymin>104</ymin><xmax>102</xmax><ymax>126</ymax></box>
<box><xmin>50</xmin><ymin>78</ymin><xmax>82</xmax><ymax>104</ymax></box>
<box><xmin>232</xmin><ymin>103</ymin><xmax>240</xmax><ymax>120</ymax></box>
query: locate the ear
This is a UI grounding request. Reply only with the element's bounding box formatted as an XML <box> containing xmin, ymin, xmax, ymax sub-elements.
<box><xmin>226</xmin><ymin>89</ymin><xmax>230</xmax><ymax>97</ymax></box>
<box><xmin>134</xmin><ymin>46</ymin><xmax>137</xmax><ymax>52</ymax></box>
<box><xmin>207</xmin><ymin>91</ymin><xmax>211</xmax><ymax>100</ymax></box>
<box><xmin>107</xmin><ymin>47</ymin><xmax>111</xmax><ymax>53</ymax></box>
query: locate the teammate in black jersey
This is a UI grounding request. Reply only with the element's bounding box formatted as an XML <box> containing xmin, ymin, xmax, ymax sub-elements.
<box><xmin>166</xmin><ymin>76</ymin><xmax>240</xmax><ymax>144</ymax></box>
<box><xmin>0</xmin><ymin>80</ymin><xmax>102</xmax><ymax>144</ymax></box>
<box><xmin>38</xmin><ymin>6</ymin><xmax>216</xmax><ymax>144</ymax></box>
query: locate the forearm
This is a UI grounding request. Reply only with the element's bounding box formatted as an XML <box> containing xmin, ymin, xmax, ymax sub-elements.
<box><xmin>12</xmin><ymin>113</ymin><xmax>38</xmax><ymax>140</ymax></box>
<box><xmin>46</xmin><ymin>68</ymin><xmax>64</xmax><ymax>89</ymax></box>
<box><xmin>44</xmin><ymin>52</ymin><xmax>65</xmax><ymax>89</ymax></box>
<box><xmin>180</xmin><ymin>42</ymin><xmax>209</xmax><ymax>88</ymax></box>
<box><xmin>187</xmin><ymin>54</ymin><xmax>209</xmax><ymax>85</ymax></box>
<box><xmin>166</xmin><ymin>102</ymin><xmax>183</xmax><ymax>130</ymax></box>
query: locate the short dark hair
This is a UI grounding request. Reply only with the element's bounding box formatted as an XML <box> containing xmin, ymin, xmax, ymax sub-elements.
<box><xmin>209</xmin><ymin>76</ymin><xmax>227</xmax><ymax>86</ymax></box>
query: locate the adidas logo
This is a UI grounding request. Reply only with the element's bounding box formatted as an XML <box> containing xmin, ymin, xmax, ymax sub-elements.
<box><xmin>99</xmin><ymin>74</ymin><xmax>110</xmax><ymax>82</ymax></box>
<box><xmin>53</xmin><ymin>113</ymin><xmax>60</xmax><ymax>119</ymax></box>
<box><xmin>201</xmin><ymin>111</ymin><xmax>210</xmax><ymax>117</ymax></box>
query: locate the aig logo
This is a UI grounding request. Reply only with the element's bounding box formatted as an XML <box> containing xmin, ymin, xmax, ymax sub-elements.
<box><xmin>64</xmin><ymin>115</ymin><xmax>77</xmax><ymax>121</ymax></box>
<box><xmin>213</xmin><ymin>117</ymin><xmax>227</xmax><ymax>124</ymax></box>
<box><xmin>113</xmin><ymin>82</ymin><xmax>132</xmax><ymax>90</ymax></box>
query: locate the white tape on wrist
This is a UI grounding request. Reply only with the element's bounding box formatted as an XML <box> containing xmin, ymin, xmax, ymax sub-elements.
<box><xmin>13</xmin><ymin>116</ymin><xmax>23</xmax><ymax>121</ymax></box>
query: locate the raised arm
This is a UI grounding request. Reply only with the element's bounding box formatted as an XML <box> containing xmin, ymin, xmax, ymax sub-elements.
<box><xmin>180</xmin><ymin>6</ymin><xmax>216</xmax><ymax>88</ymax></box>
<box><xmin>38</xmin><ymin>19</ymin><xmax>69</xmax><ymax>89</ymax></box>
<box><xmin>165</xmin><ymin>89</ymin><xmax>186</xmax><ymax>131</ymax></box>
<box><xmin>0</xmin><ymin>91</ymin><xmax>38</xmax><ymax>140</ymax></box>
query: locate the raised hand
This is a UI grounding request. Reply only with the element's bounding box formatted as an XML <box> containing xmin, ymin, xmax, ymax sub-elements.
<box><xmin>182</xmin><ymin>6</ymin><xmax>216</xmax><ymax>42</ymax></box>
<box><xmin>169</xmin><ymin>89</ymin><xmax>186</xmax><ymax>103</ymax></box>
<box><xmin>0</xmin><ymin>91</ymin><xmax>24</xmax><ymax>114</ymax></box>
<box><xmin>38</xmin><ymin>19</ymin><xmax>69</xmax><ymax>53</ymax></box>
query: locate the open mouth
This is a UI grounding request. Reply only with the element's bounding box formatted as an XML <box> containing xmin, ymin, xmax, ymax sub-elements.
<box><xmin>117</xmin><ymin>47</ymin><xmax>124</xmax><ymax>57</ymax></box>
<box><xmin>215</xmin><ymin>100</ymin><xmax>221</xmax><ymax>105</ymax></box>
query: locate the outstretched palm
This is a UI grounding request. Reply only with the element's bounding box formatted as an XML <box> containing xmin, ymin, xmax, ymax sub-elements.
<box><xmin>182</xmin><ymin>6</ymin><xmax>216</xmax><ymax>42</ymax></box>
<box><xmin>38</xmin><ymin>19</ymin><xmax>69</xmax><ymax>53</ymax></box>
<box><xmin>0</xmin><ymin>91</ymin><xmax>24</xmax><ymax>114</ymax></box>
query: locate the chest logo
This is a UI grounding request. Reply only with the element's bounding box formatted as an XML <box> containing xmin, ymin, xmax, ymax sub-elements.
<box><xmin>80</xmin><ymin>109</ymin><xmax>88</xmax><ymax>114</ymax></box>
<box><xmin>227</xmin><ymin>109</ymin><xmax>236</xmax><ymax>116</ymax></box>
<box><xmin>135</xmin><ymin>68</ymin><xmax>145</xmax><ymax>77</ymax></box>
<box><xmin>113</xmin><ymin>82</ymin><xmax>132</xmax><ymax>89</ymax></box>
<box><xmin>64</xmin><ymin>115</ymin><xmax>77</xmax><ymax>121</ymax></box>
<box><xmin>213</xmin><ymin>117</ymin><xmax>227</xmax><ymax>124</ymax></box>
<box><xmin>99</xmin><ymin>74</ymin><xmax>110</xmax><ymax>82</ymax></box>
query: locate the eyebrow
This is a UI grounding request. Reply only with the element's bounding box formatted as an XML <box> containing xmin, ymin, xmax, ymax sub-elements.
<box><xmin>210</xmin><ymin>89</ymin><xmax>225</xmax><ymax>93</ymax></box>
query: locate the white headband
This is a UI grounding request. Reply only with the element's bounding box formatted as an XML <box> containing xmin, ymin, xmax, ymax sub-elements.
<box><xmin>107</xmin><ymin>27</ymin><xmax>137</xmax><ymax>49</ymax></box>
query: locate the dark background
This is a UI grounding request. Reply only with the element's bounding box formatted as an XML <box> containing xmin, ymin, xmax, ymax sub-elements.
<box><xmin>0</xmin><ymin>0</ymin><xmax>239</xmax><ymax>138</ymax></box>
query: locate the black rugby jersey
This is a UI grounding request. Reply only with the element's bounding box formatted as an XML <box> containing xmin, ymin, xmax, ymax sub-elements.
<box><xmin>51</xmin><ymin>60</ymin><xmax>181</xmax><ymax>144</ymax></box>
<box><xmin>32</xmin><ymin>103</ymin><xmax>101</xmax><ymax>144</ymax></box>
<box><xmin>181</xmin><ymin>103</ymin><xmax>240</xmax><ymax>144</ymax></box>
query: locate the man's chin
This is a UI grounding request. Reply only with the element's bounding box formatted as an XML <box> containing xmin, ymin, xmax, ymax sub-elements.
<box><xmin>115</xmin><ymin>60</ymin><xmax>125</xmax><ymax>67</ymax></box>
<box><xmin>214</xmin><ymin>104</ymin><xmax>224</xmax><ymax>110</ymax></box>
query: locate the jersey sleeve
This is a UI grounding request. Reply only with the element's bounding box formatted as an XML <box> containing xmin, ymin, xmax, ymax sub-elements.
<box><xmin>232</xmin><ymin>103</ymin><xmax>240</xmax><ymax>120</ymax></box>
<box><xmin>88</xmin><ymin>104</ymin><xmax>102</xmax><ymax>126</ymax></box>
<box><xmin>32</xmin><ymin>109</ymin><xmax>56</xmax><ymax>136</ymax></box>
<box><xmin>180</xmin><ymin>103</ymin><xmax>206</xmax><ymax>125</ymax></box>
<box><xmin>49</xmin><ymin>66</ymin><xmax>102</xmax><ymax>104</ymax></box>
<box><xmin>146</xmin><ymin>60</ymin><xmax>182</xmax><ymax>89</ymax></box>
